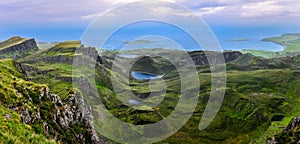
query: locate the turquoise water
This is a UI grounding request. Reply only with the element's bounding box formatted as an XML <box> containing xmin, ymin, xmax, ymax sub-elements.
<box><xmin>131</xmin><ymin>71</ymin><xmax>163</xmax><ymax>80</ymax></box>
<box><xmin>2</xmin><ymin>21</ymin><xmax>299</xmax><ymax>52</ymax></box>
<box><xmin>101</xmin><ymin>22</ymin><xmax>300</xmax><ymax>52</ymax></box>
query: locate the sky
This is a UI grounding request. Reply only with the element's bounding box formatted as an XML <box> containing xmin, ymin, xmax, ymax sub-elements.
<box><xmin>1</xmin><ymin>0</ymin><xmax>300</xmax><ymax>41</ymax></box>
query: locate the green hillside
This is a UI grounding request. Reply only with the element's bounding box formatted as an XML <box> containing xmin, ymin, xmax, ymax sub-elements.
<box><xmin>0</xmin><ymin>60</ymin><xmax>54</xmax><ymax>143</ymax></box>
<box><xmin>263</xmin><ymin>33</ymin><xmax>300</xmax><ymax>53</ymax></box>
<box><xmin>240</xmin><ymin>49</ymin><xmax>278</xmax><ymax>59</ymax></box>
<box><xmin>0</xmin><ymin>36</ymin><xmax>300</xmax><ymax>143</ymax></box>
<box><xmin>99</xmin><ymin>48</ymin><xmax>300</xmax><ymax>143</ymax></box>
<box><xmin>241</xmin><ymin>34</ymin><xmax>300</xmax><ymax>59</ymax></box>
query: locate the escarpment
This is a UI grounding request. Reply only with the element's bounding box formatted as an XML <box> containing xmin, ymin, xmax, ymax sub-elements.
<box><xmin>0</xmin><ymin>40</ymin><xmax>112</xmax><ymax>143</ymax></box>
<box><xmin>189</xmin><ymin>51</ymin><xmax>243</xmax><ymax>66</ymax></box>
<box><xmin>2</xmin><ymin>35</ymin><xmax>300</xmax><ymax>143</ymax></box>
<box><xmin>0</xmin><ymin>59</ymin><xmax>112</xmax><ymax>143</ymax></box>
<box><xmin>18</xmin><ymin>87</ymin><xmax>105</xmax><ymax>143</ymax></box>
<box><xmin>21</xmin><ymin>41</ymin><xmax>103</xmax><ymax>65</ymax></box>
<box><xmin>16</xmin><ymin>41</ymin><xmax>108</xmax><ymax>86</ymax></box>
<box><xmin>0</xmin><ymin>36</ymin><xmax>38</xmax><ymax>59</ymax></box>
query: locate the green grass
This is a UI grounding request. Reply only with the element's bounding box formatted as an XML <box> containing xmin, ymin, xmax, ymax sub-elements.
<box><xmin>6</xmin><ymin>41</ymin><xmax>300</xmax><ymax>143</ymax></box>
<box><xmin>88</xmin><ymin>66</ymin><xmax>300</xmax><ymax>143</ymax></box>
<box><xmin>263</xmin><ymin>34</ymin><xmax>300</xmax><ymax>53</ymax></box>
<box><xmin>0</xmin><ymin>59</ymin><xmax>55</xmax><ymax>143</ymax></box>
<box><xmin>155</xmin><ymin>69</ymin><xmax>300</xmax><ymax>143</ymax></box>
<box><xmin>51</xmin><ymin>41</ymin><xmax>82</xmax><ymax>49</ymax></box>
<box><xmin>239</xmin><ymin>34</ymin><xmax>300</xmax><ymax>59</ymax></box>
<box><xmin>95</xmin><ymin>49</ymin><xmax>300</xmax><ymax>143</ymax></box>
<box><xmin>16</xmin><ymin>41</ymin><xmax>86</xmax><ymax>98</ymax></box>
<box><xmin>241</xmin><ymin>49</ymin><xmax>278</xmax><ymax>59</ymax></box>
<box><xmin>0</xmin><ymin>59</ymin><xmax>97</xmax><ymax>143</ymax></box>
<box><xmin>285</xmin><ymin>40</ymin><xmax>300</xmax><ymax>52</ymax></box>
<box><xmin>0</xmin><ymin>105</ymin><xmax>55</xmax><ymax>144</ymax></box>
<box><xmin>262</xmin><ymin>34</ymin><xmax>300</xmax><ymax>45</ymax></box>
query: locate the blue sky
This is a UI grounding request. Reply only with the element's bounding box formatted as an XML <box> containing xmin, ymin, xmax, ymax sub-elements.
<box><xmin>1</xmin><ymin>0</ymin><xmax>300</xmax><ymax>41</ymax></box>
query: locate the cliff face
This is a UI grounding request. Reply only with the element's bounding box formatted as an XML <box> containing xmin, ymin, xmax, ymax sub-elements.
<box><xmin>20</xmin><ymin>87</ymin><xmax>109</xmax><ymax>143</ymax></box>
<box><xmin>0</xmin><ymin>59</ymin><xmax>108</xmax><ymax>143</ymax></box>
<box><xmin>2</xmin><ymin>59</ymin><xmax>110</xmax><ymax>143</ymax></box>
<box><xmin>270</xmin><ymin>116</ymin><xmax>300</xmax><ymax>143</ymax></box>
<box><xmin>284</xmin><ymin>117</ymin><xmax>300</xmax><ymax>133</ymax></box>
<box><xmin>189</xmin><ymin>51</ymin><xmax>243</xmax><ymax>66</ymax></box>
<box><xmin>0</xmin><ymin>39</ymin><xmax>111</xmax><ymax>143</ymax></box>
<box><xmin>0</xmin><ymin>36</ymin><xmax>38</xmax><ymax>58</ymax></box>
<box><xmin>22</xmin><ymin>41</ymin><xmax>103</xmax><ymax>66</ymax></box>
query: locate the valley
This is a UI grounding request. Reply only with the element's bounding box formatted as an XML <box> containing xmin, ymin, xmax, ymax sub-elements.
<box><xmin>0</xmin><ymin>35</ymin><xmax>300</xmax><ymax>143</ymax></box>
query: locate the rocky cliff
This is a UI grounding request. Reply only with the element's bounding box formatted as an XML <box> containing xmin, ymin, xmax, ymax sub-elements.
<box><xmin>0</xmin><ymin>36</ymin><xmax>38</xmax><ymax>58</ymax></box>
<box><xmin>21</xmin><ymin>41</ymin><xmax>103</xmax><ymax>65</ymax></box>
<box><xmin>270</xmin><ymin>116</ymin><xmax>300</xmax><ymax>143</ymax></box>
<box><xmin>0</xmin><ymin>59</ymin><xmax>111</xmax><ymax>143</ymax></box>
<box><xmin>126</xmin><ymin>51</ymin><xmax>243</xmax><ymax>75</ymax></box>
<box><xmin>189</xmin><ymin>51</ymin><xmax>243</xmax><ymax>66</ymax></box>
<box><xmin>19</xmin><ymin>88</ymin><xmax>103</xmax><ymax>143</ymax></box>
<box><xmin>0</xmin><ymin>39</ymin><xmax>111</xmax><ymax>143</ymax></box>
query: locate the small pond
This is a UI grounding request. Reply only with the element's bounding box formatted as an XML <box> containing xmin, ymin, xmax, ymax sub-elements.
<box><xmin>131</xmin><ymin>71</ymin><xmax>163</xmax><ymax>80</ymax></box>
<box><xmin>128</xmin><ymin>99</ymin><xmax>141</xmax><ymax>105</ymax></box>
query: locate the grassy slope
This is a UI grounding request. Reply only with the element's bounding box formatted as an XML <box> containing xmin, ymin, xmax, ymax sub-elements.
<box><xmin>153</xmin><ymin>69</ymin><xmax>300</xmax><ymax>144</ymax></box>
<box><xmin>0</xmin><ymin>58</ymin><xmax>96</xmax><ymax>143</ymax></box>
<box><xmin>17</xmin><ymin>41</ymin><xmax>82</xmax><ymax>98</ymax></box>
<box><xmin>263</xmin><ymin>33</ymin><xmax>300</xmax><ymax>53</ymax></box>
<box><xmin>241</xmin><ymin>49</ymin><xmax>278</xmax><ymax>59</ymax></box>
<box><xmin>97</xmin><ymin>49</ymin><xmax>300</xmax><ymax>143</ymax></box>
<box><xmin>241</xmin><ymin>34</ymin><xmax>300</xmax><ymax>58</ymax></box>
<box><xmin>0</xmin><ymin>59</ymin><xmax>54</xmax><ymax>144</ymax></box>
<box><xmin>0</xmin><ymin>105</ymin><xmax>54</xmax><ymax>144</ymax></box>
<box><xmin>10</xmin><ymin>41</ymin><xmax>300</xmax><ymax>143</ymax></box>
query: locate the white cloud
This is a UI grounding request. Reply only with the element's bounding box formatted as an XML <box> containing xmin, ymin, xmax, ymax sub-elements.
<box><xmin>0</xmin><ymin>0</ymin><xmax>300</xmax><ymax>25</ymax></box>
<box><xmin>197</xmin><ymin>6</ymin><xmax>226</xmax><ymax>16</ymax></box>
<box><xmin>240</xmin><ymin>1</ymin><xmax>286</xmax><ymax>18</ymax></box>
<box><xmin>188</xmin><ymin>0</ymin><xmax>300</xmax><ymax>25</ymax></box>
<box><xmin>104</xmin><ymin>0</ymin><xmax>175</xmax><ymax>5</ymax></box>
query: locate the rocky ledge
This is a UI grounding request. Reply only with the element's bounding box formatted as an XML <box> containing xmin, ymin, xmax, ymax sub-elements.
<box><xmin>270</xmin><ymin>116</ymin><xmax>300</xmax><ymax>143</ymax></box>
<box><xmin>0</xmin><ymin>36</ymin><xmax>38</xmax><ymax>58</ymax></box>
<box><xmin>14</xmin><ymin>83</ymin><xmax>110</xmax><ymax>143</ymax></box>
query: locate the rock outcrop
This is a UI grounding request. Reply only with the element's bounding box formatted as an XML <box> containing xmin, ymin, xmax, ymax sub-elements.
<box><xmin>23</xmin><ymin>45</ymin><xmax>103</xmax><ymax>66</ymax></box>
<box><xmin>3</xmin><ymin>39</ymin><xmax>110</xmax><ymax>143</ymax></box>
<box><xmin>270</xmin><ymin>116</ymin><xmax>300</xmax><ymax>143</ymax></box>
<box><xmin>0</xmin><ymin>58</ymin><xmax>110</xmax><ymax>143</ymax></box>
<box><xmin>0</xmin><ymin>36</ymin><xmax>38</xmax><ymax>58</ymax></box>
<box><xmin>283</xmin><ymin>116</ymin><xmax>300</xmax><ymax>133</ymax></box>
<box><xmin>189</xmin><ymin>51</ymin><xmax>243</xmax><ymax>66</ymax></box>
<box><xmin>17</xmin><ymin>86</ymin><xmax>110</xmax><ymax>143</ymax></box>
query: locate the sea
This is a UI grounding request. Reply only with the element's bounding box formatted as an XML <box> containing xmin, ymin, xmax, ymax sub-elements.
<box><xmin>98</xmin><ymin>22</ymin><xmax>300</xmax><ymax>52</ymax></box>
<box><xmin>2</xmin><ymin>21</ymin><xmax>300</xmax><ymax>52</ymax></box>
